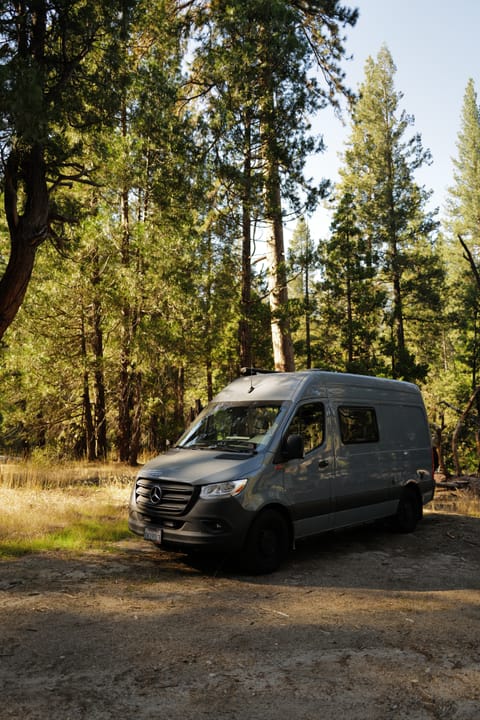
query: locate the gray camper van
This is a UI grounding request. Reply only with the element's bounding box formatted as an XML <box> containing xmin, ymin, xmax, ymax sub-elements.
<box><xmin>128</xmin><ymin>370</ymin><xmax>434</xmax><ymax>573</ymax></box>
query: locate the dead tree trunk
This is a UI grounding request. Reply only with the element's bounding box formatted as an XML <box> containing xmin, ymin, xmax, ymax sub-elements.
<box><xmin>432</xmin><ymin>413</ymin><xmax>448</xmax><ymax>476</ymax></box>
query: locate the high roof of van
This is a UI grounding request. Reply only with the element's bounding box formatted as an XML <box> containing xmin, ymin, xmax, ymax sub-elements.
<box><xmin>213</xmin><ymin>370</ymin><xmax>422</xmax><ymax>404</ymax></box>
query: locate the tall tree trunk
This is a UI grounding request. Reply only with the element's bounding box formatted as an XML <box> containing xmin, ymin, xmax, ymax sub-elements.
<box><xmin>80</xmin><ymin>312</ymin><xmax>96</xmax><ymax>461</ymax></box>
<box><xmin>392</xmin><ymin>256</ymin><xmax>405</xmax><ymax>362</ymax></box>
<box><xmin>387</xmin><ymin>155</ymin><xmax>405</xmax><ymax>375</ymax></box>
<box><xmin>305</xmin><ymin>257</ymin><xmax>312</xmax><ymax>369</ymax></box>
<box><xmin>240</xmin><ymin>113</ymin><xmax>253</xmax><ymax>369</ymax></box>
<box><xmin>82</xmin><ymin>370</ymin><xmax>96</xmax><ymax>461</ymax></box>
<box><xmin>204</xmin><ymin>232</ymin><xmax>214</xmax><ymax>401</ymax></box>
<box><xmin>432</xmin><ymin>420</ymin><xmax>447</xmax><ymax>476</ymax></box>
<box><xmin>0</xmin><ymin>1</ymin><xmax>49</xmax><ymax>340</ymax></box>
<box><xmin>264</xmin><ymin>171</ymin><xmax>295</xmax><ymax>372</ymax></box>
<box><xmin>346</xmin><ymin>272</ymin><xmax>354</xmax><ymax>366</ymax></box>
<box><xmin>118</xmin><ymin>179</ymin><xmax>133</xmax><ymax>462</ymax></box>
<box><xmin>85</xmin><ymin>237</ymin><xmax>108</xmax><ymax>459</ymax></box>
<box><xmin>0</xmin><ymin>146</ymin><xmax>49</xmax><ymax>340</ymax></box>
<box><xmin>91</xmin><ymin>257</ymin><xmax>107</xmax><ymax>459</ymax></box>
<box><xmin>117</xmin><ymin>99</ymin><xmax>139</xmax><ymax>464</ymax></box>
<box><xmin>129</xmin><ymin>374</ymin><xmax>142</xmax><ymax>466</ymax></box>
<box><xmin>259</xmin><ymin>51</ymin><xmax>295</xmax><ymax>373</ymax></box>
<box><xmin>173</xmin><ymin>366</ymin><xmax>185</xmax><ymax>434</ymax></box>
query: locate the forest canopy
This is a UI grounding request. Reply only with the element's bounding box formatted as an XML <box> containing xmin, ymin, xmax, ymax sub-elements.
<box><xmin>0</xmin><ymin>1</ymin><xmax>479</xmax><ymax>473</ymax></box>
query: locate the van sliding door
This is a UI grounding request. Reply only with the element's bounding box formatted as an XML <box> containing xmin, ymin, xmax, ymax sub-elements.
<box><xmin>332</xmin><ymin>404</ymin><xmax>393</xmax><ymax>526</ymax></box>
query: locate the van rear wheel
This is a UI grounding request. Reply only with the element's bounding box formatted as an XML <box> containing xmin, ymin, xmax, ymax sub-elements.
<box><xmin>392</xmin><ymin>487</ymin><xmax>421</xmax><ymax>533</ymax></box>
<box><xmin>240</xmin><ymin>509</ymin><xmax>289</xmax><ymax>575</ymax></box>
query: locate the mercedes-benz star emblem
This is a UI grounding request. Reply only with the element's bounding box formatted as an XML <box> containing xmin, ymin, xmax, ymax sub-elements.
<box><xmin>150</xmin><ymin>485</ymin><xmax>163</xmax><ymax>505</ymax></box>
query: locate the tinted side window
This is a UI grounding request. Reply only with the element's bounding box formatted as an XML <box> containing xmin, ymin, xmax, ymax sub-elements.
<box><xmin>338</xmin><ymin>406</ymin><xmax>379</xmax><ymax>444</ymax></box>
<box><xmin>288</xmin><ymin>403</ymin><xmax>325</xmax><ymax>454</ymax></box>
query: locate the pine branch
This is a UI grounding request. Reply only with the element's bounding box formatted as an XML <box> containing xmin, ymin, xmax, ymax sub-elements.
<box><xmin>458</xmin><ymin>233</ymin><xmax>480</xmax><ymax>290</ymax></box>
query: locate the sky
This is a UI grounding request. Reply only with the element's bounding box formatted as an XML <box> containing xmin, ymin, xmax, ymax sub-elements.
<box><xmin>299</xmin><ymin>0</ymin><xmax>480</xmax><ymax>241</ymax></box>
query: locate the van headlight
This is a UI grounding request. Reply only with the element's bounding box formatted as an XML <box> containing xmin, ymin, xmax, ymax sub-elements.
<box><xmin>200</xmin><ymin>478</ymin><xmax>248</xmax><ymax>499</ymax></box>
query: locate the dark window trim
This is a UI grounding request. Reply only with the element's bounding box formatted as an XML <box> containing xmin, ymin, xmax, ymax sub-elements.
<box><xmin>288</xmin><ymin>401</ymin><xmax>326</xmax><ymax>455</ymax></box>
<box><xmin>338</xmin><ymin>405</ymin><xmax>379</xmax><ymax>445</ymax></box>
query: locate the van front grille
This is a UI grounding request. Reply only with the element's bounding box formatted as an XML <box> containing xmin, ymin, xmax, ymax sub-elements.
<box><xmin>135</xmin><ymin>477</ymin><xmax>196</xmax><ymax>516</ymax></box>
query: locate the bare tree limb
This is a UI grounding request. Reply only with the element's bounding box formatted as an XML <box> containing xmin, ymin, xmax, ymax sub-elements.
<box><xmin>458</xmin><ymin>233</ymin><xmax>480</xmax><ymax>290</ymax></box>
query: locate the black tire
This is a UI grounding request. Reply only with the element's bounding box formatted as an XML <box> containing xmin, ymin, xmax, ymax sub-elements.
<box><xmin>240</xmin><ymin>509</ymin><xmax>290</xmax><ymax>574</ymax></box>
<box><xmin>392</xmin><ymin>487</ymin><xmax>421</xmax><ymax>533</ymax></box>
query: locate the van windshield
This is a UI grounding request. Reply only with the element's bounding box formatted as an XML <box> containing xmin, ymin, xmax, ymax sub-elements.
<box><xmin>176</xmin><ymin>402</ymin><xmax>286</xmax><ymax>452</ymax></box>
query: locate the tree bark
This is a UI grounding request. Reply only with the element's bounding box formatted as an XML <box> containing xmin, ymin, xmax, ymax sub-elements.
<box><xmin>0</xmin><ymin>146</ymin><xmax>49</xmax><ymax>340</ymax></box>
<box><xmin>258</xmin><ymin>39</ymin><xmax>295</xmax><ymax>373</ymax></box>
<box><xmin>305</xmin><ymin>255</ymin><xmax>312</xmax><ymax>369</ymax></box>
<box><xmin>264</xmin><ymin>172</ymin><xmax>295</xmax><ymax>372</ymax></box>
<box><xmin>117</xmin><ymin>98</ymin><xmax>141</xmax><ymax>465</ymax></box>
<box><xmin>80</xmin><ymin>307</ymin><xmax>96</xmax><ymax>460</ymax></box>
<box><xmin>128</xmin><ymin>374</ymin><xmax>142</xmax><ymax>466</ymax></box>
<box><xmin>91</xmin><ymin>253</ymin><xmax>108</xmax><ymax>460</ymax></box>
<box><xmin>240</xmin><ymin>112</ymin><xmax>253</xmax><ymax>369</ymax></box>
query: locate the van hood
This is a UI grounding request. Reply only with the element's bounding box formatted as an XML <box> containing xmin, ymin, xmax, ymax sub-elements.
<box><xmin>138</xmin><ymin>447</ymin><xmax>263</xmax><ymax>485</ymax></box>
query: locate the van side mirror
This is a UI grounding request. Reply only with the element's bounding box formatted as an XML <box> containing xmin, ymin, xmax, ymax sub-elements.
<box><xmin>283</xmin><ymin>433</ymin><xmax>304</xmax><ymax>460</ymax></box>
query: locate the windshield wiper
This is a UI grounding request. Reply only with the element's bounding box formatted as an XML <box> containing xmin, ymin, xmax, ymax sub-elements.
<box><xmin>176</xmin><ymin>442</ymin><xmax>213</xmax><ymax>450</ymax></box>
<box><xmin>177</xmin><ymin>439</ymin><xmax>257</xmax><ymax>453</ymax></box>
<box><xmin>214</xmin><ymin>440</ymin><xmax>257</xmax><ymax>454</ymax></box>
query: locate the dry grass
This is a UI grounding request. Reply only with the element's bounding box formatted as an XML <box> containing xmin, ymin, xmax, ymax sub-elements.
<box><xmin>0</xmin><ymin>461</ymin><xmax>138</xmax><ymax>557</ymax></box>
<box><xmin>430</xmin><ymin>474</ymin><xmax>480</xmax><ymax>517</ymax></box>
<box><xmin>0</xmin><ymin>460</ymin><xmax>137</xmax><ymax>490</ymax></box>
<box><xmin>1</xmin><ymin>461</ymin><xmax>479</xmax><ymax>558</ymax></box>
<box><xmin>430</xmin><ymin>487</ymin><xmax>480</xmax><ymax>518</ymax></box>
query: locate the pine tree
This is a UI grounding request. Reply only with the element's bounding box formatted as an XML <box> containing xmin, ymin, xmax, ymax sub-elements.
<box><xmin>441</xmin><ymin>79</ymin><xmax>480</xmax><ymax>471</ymax></box>
<box><xmin>320</xmin><ymin>192</ymin><xmax>387</xmax><ymax>374</ymax></box>
<box><xmin>446</xmin><ymin>79</ymin><xmax>480</xmax><ymax>244</ymax></box>
<box><xmin>0</xmin><ymin>0</ymin><xmax>133</xmax><ymax>340</ymax></box>
<box><xmin>288</xmin><ymin>217</ymin><xmax>320</xmax><ymax>368</ymax></box>
<box><xmin>444</xmin><ymin>79</ymin><xmax>480</xmax><ymax>391</ymax></box>
<box><xmin>106</xmin><ymin>0</ymin><xmax>205</xmax><ymax>462</ymax></box>
<box><xmin>333</xmin><ymin>45</ymin><xmax>440</xmax><ymax>381</ymax></box>
<box><xmin>190</xmin><ymin>0</ymin><xmax>357</xmax><ymax>371</ymax></box>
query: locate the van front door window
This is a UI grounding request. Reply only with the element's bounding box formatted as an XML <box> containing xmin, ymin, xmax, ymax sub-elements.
<box><xmin>287</xmin><ymin>402</ymin><xmax>325</xmax><ymax>454</ymax></box>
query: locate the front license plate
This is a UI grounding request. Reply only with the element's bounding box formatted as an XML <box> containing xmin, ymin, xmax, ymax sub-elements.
<box><xmin>144</xmin><ymin>526</ymin><xmax>163</xmax><ymax>544</ymax></box>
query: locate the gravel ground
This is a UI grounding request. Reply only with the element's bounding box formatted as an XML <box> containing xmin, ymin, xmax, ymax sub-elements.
<box><xmin>1</xmin><ymin>508</ymin><xmax>479</xmax><ymax>720</ymax></box>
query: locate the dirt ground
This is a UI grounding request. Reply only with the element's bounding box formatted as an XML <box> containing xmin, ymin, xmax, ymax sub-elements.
<box><xmin>1</xmin><ymin>502</ymin><xmax>479</xmax><ymax>720</ymax></box>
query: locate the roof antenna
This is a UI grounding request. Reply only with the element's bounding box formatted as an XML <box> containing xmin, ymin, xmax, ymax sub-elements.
<box><xmin>240</xmin><ymin>353</ymin><xmax>269</xmax><ymax>392</ymax></box>
<box><xmin>248</xmin><ymin>357</ymin><xmax>255</xmax><ymax>393</ymax></box>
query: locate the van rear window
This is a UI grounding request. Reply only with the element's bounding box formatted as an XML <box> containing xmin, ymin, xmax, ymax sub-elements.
<box><xmin>338</xmin><ymin>406</ymin><xmax>379</xmax><ymax>444</ymax></box>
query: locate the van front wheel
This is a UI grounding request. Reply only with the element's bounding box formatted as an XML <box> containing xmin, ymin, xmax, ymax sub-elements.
<box><xmin>241</xmin><ymin>509</ymin><xmax>289</xmax><ymax>574</ymax></box>
<box><xmin>392</xmin><ymin>487</ymin><xmax>421</xmax><ymax>533</ymax></box>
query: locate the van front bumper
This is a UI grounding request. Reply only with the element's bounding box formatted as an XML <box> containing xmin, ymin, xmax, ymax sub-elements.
<box><xmin>128</xmin><ymin>499</ymin><xmax>254</xmax><ymax>553</ymax></box>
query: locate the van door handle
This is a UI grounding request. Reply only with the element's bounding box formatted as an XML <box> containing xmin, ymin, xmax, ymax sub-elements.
<box><xmin>318</xmin><ymin>460</ymin><xmax>329</xmax><ymax>468</ymax></box>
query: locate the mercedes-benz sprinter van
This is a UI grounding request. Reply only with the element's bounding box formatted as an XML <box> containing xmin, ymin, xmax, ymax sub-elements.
<box><xmin>128</xmin><ymin>370</ymin><xmax>434</xmax><ymax>573</ymax></box>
